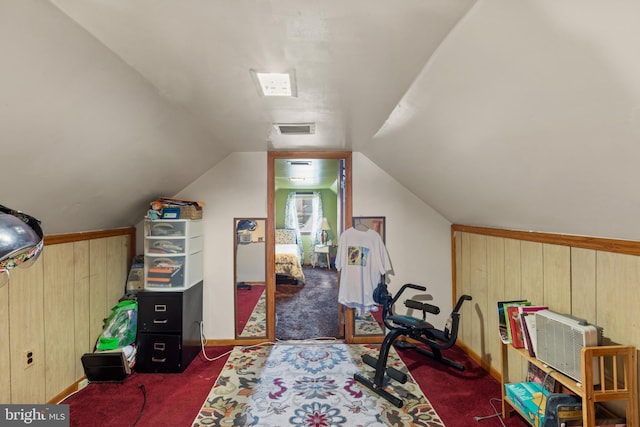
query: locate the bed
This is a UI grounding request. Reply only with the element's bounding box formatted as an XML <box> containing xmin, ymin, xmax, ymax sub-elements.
<box><xmin>275</xmin><ymin>229</ymin><xmax>305</xmax><ymax>284</ymax></box>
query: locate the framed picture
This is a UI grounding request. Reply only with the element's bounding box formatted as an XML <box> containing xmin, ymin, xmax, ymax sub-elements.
<box><xmin>352</xmin><ymin>216</ymin><xmax>385</xmax><ymax>242</ymax></box>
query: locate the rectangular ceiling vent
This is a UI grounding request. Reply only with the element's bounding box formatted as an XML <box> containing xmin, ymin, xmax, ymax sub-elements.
<box><xmin>274</xmin><ymin>123</ymin><xmax>316</xmax><ymax>135</ymax></box>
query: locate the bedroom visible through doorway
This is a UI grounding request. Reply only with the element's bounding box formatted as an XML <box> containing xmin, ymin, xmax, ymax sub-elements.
<box><xmin>267</xmin><ymin>152</ymin><xmax>351</xmax><ymax>341</ymax></box>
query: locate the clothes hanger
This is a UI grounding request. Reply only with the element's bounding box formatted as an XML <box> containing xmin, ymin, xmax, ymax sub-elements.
<box><xmin>354</xmin><ymin>219</ymin><xmax>369</xmax><ymax>231</ymax></box>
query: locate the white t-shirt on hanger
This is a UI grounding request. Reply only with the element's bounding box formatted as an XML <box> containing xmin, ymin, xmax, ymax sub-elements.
<box><xmin>335</xmin><ymin>227</ymin><xmax>393</xmax><ymax>315</ymax></box>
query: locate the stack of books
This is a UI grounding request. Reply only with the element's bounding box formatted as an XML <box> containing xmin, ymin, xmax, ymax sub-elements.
<box><xmin>497</xmin><ymin>300</ymin><xmax>547</xmax><ymax>357</ymax></box>
<box><xmin>147</xmin><ymin>263</ymin><xmax>184</xmax><ymax>287</ymax></box>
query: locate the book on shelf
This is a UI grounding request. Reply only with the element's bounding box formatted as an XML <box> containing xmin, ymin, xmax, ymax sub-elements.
<box><xmin>526</xmin><ymin>361</ymin><xmax>558</xmax><ymax>394</ymax></box>
<box><xmin>519</xmin><ymin>305</ymin><xmax>547</xmax><ymax>356</ymax></box>
<box><xmin>148</xmin><ymin>276</ymin><xmax>181</xmax><ymax>284</ymax></box>
<box><xmin>497</xmin><ymin>300</ymin><xmax>529</xmax><ymax>344</ymax></box>
<box><xmin>506</xmin><ymin>305</ymin><xmax>527</xmax><ymax>348</ymax></box>
<box><xmin>520</xmin><ymin>312</ymin><xmax>536</xmax><ymax>356</ymax></box>
<box><xmin>146</xmin><ymin>277</ymin><xmax>172</xmax><ymax>284</ymax></box>
<box><xmin>148</xmin><ymin>265</ymin><xmax>183</xmax><ymax>278</ymax></box>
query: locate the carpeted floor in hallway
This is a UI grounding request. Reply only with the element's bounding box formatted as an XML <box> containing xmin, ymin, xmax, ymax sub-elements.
<box><xmin>275</xmin><ymin>266</ymin><xmax>340</xmax><ymax>340</ymax></box>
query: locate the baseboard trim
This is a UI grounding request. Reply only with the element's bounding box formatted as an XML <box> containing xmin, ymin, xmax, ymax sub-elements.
<box><xmin>456</xmin><ymin>340</ymin><xmax>502</xmax><ymax>382</ymax></box>
<box><xmin>50</xmin><ymin>376</ymin><xmax>87</xmax><ymax>404</ymax></box>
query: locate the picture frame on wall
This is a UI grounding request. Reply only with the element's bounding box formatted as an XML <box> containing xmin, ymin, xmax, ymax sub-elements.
<box><xmin>352</xmin><ymin>216</ymin><xmax>385</xmax><ymax>242</ymax></box>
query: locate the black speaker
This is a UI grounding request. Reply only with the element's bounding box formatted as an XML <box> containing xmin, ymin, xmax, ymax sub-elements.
<box><xmin>81</xmin><ymin>351</ymin><xmax>130</xmax><ymax>383</ymax></box>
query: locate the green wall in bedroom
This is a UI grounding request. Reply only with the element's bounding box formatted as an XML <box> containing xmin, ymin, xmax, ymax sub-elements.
<box><xmin>275</xmin><ymin>188</ymin><xmax>338</xmax><ymax>264</ymax></box>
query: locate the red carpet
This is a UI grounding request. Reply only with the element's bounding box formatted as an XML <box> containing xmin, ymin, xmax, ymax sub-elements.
<box><xmin>64</xmin><ymin>344</ymin><xmax>528</xmax><ymax>427</ymax></box>
<box><xmin>395</xmin><ymin>343</ymin><xmax>528</xmax><ymax>426</ymax></box>
<box><xmin>236</xmin><ymin>284</ymin><xmax>265</xmax><ymax>332</ymax></box>
<box><xmin>65</xmin><ymin>347</ymin><xmax>233</xmax><ymax>427</ymax></box>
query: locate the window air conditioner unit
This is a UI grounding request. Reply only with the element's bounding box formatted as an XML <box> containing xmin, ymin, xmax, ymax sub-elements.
<box><xmin>535</xmin><ymin>310</ymin><xmax>602</xmax><ymax>384</ymax></box>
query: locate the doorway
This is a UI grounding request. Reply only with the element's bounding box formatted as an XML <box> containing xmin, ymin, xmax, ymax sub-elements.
<box><xmin>266</xmin><ymin>151</ymin><xmax>352</xmax><ymax>341</ymax></box>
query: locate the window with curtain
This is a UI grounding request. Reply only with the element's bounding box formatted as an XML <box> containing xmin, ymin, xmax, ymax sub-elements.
<box><xmin>285</xmin><ymin>192</ymin><xmax>324</xmax><ymax>250</ymax></box>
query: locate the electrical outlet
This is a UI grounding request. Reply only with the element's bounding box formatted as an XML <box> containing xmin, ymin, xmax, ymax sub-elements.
<box><xmin>24</xmin><ymin>350</ymin><xmax>34</xmax><ymax>369</ymax></box>
<box><xmin>78</xmin><ymin>378</ymin><xmax>89</xmax><ymax>391</ymax></box>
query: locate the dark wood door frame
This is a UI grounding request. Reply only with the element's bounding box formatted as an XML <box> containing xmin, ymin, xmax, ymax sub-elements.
<box><xmin>267</xmin><ymin>151</ymin><xmax>353</xmax><ymax>341</ymax></box>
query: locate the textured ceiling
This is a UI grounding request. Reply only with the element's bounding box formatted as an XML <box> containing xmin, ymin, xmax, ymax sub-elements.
<box><xmin>50</xmin><ymin>0</ymin><xmax>473</xmax><ymax>152</ymax></box>
<box><xmin>3</xmin><ymin>0</ymin><xmax>640</xmax><ymax>240</ymax></box>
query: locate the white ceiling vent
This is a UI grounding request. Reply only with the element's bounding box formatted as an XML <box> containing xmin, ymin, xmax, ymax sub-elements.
<box><xmin>273</xmin><ymin>123</ymin><xmax>316</xmax><ymax>135</ymax></box>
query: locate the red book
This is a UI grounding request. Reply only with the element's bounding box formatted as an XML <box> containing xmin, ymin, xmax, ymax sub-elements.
<box><xmin>506</xmin><ymin>306</ymin><xmax>525</xmax><ymax>348</ymax></box>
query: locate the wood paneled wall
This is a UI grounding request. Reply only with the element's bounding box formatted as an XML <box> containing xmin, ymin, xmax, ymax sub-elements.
<box><xmin>453</xmin><ymin>225</ymin><xmax>640</xmax><ymax>387</ymax></box>
<box><xmin>0</xmin><ymin>227</ymin><xmax>134</xmax><ymax>404</ymax></box>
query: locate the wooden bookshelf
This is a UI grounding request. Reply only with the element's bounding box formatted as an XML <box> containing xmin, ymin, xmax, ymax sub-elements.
<box><xmin>500</xmin><ymin>342</ymin><xmax>638</xmax><ymax>427</ymax></box>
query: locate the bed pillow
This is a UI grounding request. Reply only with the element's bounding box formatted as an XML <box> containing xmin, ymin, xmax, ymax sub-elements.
<box><xmin>275</xmin><ymin>229</ymin><xmax>297</xmax><ymax>245</ymax></box>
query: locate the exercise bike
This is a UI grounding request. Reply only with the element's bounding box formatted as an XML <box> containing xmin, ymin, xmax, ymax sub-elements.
<box><xmin>354</xmin><ymin>283</ymin><xmax>472</xmax><ymax>407</ymax></box>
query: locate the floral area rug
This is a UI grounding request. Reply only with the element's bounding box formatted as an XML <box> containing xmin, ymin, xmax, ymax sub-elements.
<box><xmin>192</xmin><ymin>342</ymin><xmax>444</xmax><ymax>426</ymax></box>
<box><xmin>239</xmin><ymin>290</ymin><xmax>266</xmax><ymax>338</ymax></box>
<box><xmin>355</xmin><ymin>312</ymin><xmax>384</xmax><ymax>336</ymax></box>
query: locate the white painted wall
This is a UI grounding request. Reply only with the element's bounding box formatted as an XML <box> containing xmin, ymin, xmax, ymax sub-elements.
<box><xmin>175</xmin><ymin>152</ymin><xmax>268</xmax><ymax>339</ymax></box>
<box><xmin>141</xmin><ymin>151</ymin><xmax>453</xmax><ymax>339</ymax></box>
<box><xmin>352</xmin><ymin>153</ymin><xmax>453</xmax><ymax>328</ymax></box>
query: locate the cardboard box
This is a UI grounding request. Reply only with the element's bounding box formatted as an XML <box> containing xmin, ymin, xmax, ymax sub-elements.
<box><xmin>505</xmin><ymin>382</ymin><xmax>547</xmax><ymax>426</ymax></box>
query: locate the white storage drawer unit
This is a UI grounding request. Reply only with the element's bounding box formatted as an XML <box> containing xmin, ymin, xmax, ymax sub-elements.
<box><xmin>144</xmin><ymin>219</ymin><xmax>203</xmax><ymax>291</ymax></box>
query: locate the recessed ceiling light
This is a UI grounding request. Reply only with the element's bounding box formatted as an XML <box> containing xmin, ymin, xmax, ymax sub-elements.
<box><xmin>250</xmin><ymin>69</ymin><xmax>297</xmax><ymax>97</ymax></box>
<box><xmin>289</xmin><ymin>177</ymin><xmax>306</xmax><ymax>182</ymax></box>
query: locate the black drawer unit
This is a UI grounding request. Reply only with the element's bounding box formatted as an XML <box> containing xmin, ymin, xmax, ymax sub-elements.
<box><xmin>135</xmin><ymin>281</ymin><xmax>203</xmax><ymax>373</ymax></box>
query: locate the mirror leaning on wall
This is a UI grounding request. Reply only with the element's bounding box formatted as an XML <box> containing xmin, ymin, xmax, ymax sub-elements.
<box><xmin>234</xmin><ymin>218</ymin><xmax>267</xmax><ymax>339</ymax></box>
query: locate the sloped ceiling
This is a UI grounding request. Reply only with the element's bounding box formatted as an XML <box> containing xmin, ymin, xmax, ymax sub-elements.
<box><xmin>3</xmin><ymin>0</ymin><xmax>640</xmax><ymax>241</ymax></box>
<box><xmin>365</xmin><ymin>0</ymin><xmax>640</xmax><ymax>240</ymax></box>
